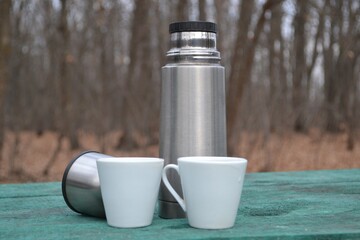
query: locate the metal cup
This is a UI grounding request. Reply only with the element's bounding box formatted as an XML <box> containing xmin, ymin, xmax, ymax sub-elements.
<box><xmin>62</xmin><ymin>151</ymin><xmax>112</xmax><ymax>218</ymax></box>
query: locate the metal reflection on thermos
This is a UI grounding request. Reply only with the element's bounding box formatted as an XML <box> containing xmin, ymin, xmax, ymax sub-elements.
<box><xmin>62</xmin><ymin>151</ymin><xmax>112</xmax><ymax>218</ymax></box>
<box><xmin>159</xmin><ymin>21</ymin><xmax>227</xmax><ymax>219</ymax></box>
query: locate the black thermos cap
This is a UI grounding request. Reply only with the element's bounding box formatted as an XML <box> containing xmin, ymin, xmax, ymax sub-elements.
<box><xmin>169</xmin><ymin>21</ymin><xmax>217</xmax><ymax>34</ymax></box>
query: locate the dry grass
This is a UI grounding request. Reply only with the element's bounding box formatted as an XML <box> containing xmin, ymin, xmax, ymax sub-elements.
<box><xmin>240</xmin><ymin>129</ymin><xmax>359</xmax><ymax>172</ymax></box>
<box><xmin>0</xmin><ymin>129</ymin><xmax>359</xmax><ymax>183</ymax></box>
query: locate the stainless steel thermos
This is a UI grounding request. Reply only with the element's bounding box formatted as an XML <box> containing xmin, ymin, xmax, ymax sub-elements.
<box><xmin>159</xmin><ymin>21</ymin><xmax>227</xmax><ymax>218</ymax></box>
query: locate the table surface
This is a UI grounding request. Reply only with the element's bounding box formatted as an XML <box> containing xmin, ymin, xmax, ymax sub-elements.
<box><xmin>1</xmin><ymin>169</ymin><xmax>360</xmax><ymax>240</ymax></box>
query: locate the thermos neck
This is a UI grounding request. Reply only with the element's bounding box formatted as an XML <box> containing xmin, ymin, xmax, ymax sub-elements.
<box><xmin>170</xmin><ymin>31</ymin><xmax>217</xmax><ymax>50</ymax></box>
<box><xmin>166</xmin><ymin>22</ymin><xmax>221</xmax><ymax>64</ymax></box>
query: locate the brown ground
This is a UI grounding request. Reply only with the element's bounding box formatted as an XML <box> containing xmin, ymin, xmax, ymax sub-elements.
<box><xmin>0</xmin><ymin>129</ymin><xmax>359</xmax><ymax>184</ymax></box>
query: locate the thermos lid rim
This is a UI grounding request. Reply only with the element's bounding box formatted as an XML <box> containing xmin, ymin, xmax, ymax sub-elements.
<box><xmin>169</xmin><ymin>21</ymin><xmax>217</xmax><ymax>34</ymax></box>
<box><xmin>61</xmin><ymin>150</ymin><xmax>99</xmax><ymax>214</ymax></box>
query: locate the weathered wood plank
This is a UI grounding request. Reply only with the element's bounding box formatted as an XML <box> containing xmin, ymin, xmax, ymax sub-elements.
<box><xmin>1</xmin><ymin>169</ymin><xmax>360</xmax><ymax>239</ymax></box>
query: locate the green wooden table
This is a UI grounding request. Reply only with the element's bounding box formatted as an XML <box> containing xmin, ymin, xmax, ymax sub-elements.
<box><xmin>1</xmin><ymin>169</ymin><xmax>360</xmax><ymax>239</ymax></box>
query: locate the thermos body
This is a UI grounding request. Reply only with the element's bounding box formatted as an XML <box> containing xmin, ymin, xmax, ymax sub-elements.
<box><xmin>159</xmin><ymin>21</ymin><xmax>227</xmax><ymax>219</ymax></box>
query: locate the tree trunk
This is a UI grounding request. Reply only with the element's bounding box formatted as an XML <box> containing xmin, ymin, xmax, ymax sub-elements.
<box><xmin>214</xmin><ymin>0</ymin><xmax>227</xmax><ymax>58</ymax></box>
<box><xmin>117</xmin><ymin>0</ymin><xmax>151</xmax><ymax>150</ymax></box>
<box><xmin>58</xmin><ymin>0</ymin><xmax>79</xmax><ymax>149</ymax></box>
<box><xmin>0</xmin><ymin>0</ymin><xmax>11</xmax><ymax>164</ymax></box>
<box><xmin>323</xmin><ymin>0</ymin><xmax>341</xmax><ymax>132</ymax></box>
<box><xmin>292</xmin><ymin>0</ymin><xmax>307</xmax><ymax>132</ymax></box>
<box><xmin>7</xmin><ymin>1</ymin><xmax>24</xmax><ymax>175</ymax></box>
<box><xmin>226</xmin><ymin>0</ymin><xmax>255</xmax><ymax>155</ymax></box>
<box><xmin>198</xmin><ymin>0</ymin><xmax>207</xmax><ymax>20</ymax></box>
<box><xmin>268</xmin><ymin>3</ymin><xmax>283</xmax><ymax>132</ymax></box>
<box><xmin>176</xmin><ymin>0</ymin><xmax>189</xmax><ymax>21</ymax></box>
<box><xmin>98</xmin><ymin>2</ymin><xmax>109</xmax><ymax>153</ymax></box>
<box><xmin>227</xmin><ymin>0</ymin><xmax>283</xmax><ymax>155</ymax></box>
<box><xmin>339</xmin><ymin>0</ymin><xmax>359</xmax><ymax>150</ymax></box>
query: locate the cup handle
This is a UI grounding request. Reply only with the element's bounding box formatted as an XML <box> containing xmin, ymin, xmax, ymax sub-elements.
<box><xmin>162</xmin><ymin>164</ymin><xmax>186</xmax><ymax>212</ymax></box>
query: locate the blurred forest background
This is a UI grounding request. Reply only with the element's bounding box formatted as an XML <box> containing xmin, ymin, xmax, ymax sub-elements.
<box><xmin>0</xmin><ymin>0</ymin><xmax>359</xmax><ymax>183</ymax></box>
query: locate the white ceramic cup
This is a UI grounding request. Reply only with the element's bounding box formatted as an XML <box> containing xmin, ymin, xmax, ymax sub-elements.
<box><xmin>97</xmin><ymin>157</ymin><xmax>164</xmax><ymax>228</ymax></box>
<box><xmin>162</xmin><ymin>156</ymin><xmax>247</xmax><ymax>229</ymax></box>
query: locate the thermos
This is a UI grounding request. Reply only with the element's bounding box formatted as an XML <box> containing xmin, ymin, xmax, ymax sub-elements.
<box><xmin>159</xmin><ymin>21</ymin><xmax>227</xmax><ymax>218</ymax></box>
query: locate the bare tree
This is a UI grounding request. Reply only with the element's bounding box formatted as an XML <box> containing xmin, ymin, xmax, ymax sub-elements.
<box><xmin>175</xmin><ymin>0</ymin><xmax>189</xmax><ymax>21</ymax></box>
<box><xmin>60</xmin><ymin>0</ymin><xmax>79</xmax><ymax>149</ymax></box>
<box><xmin>198</xmin><ymin>0</ymin><xmax>207</xmax><ymax>20</ymax></box>
<box><xmin>0</xmin><ymin>0</ymin><xmax>11</xmax><ymax>166</ymax></box>
<box><xmin>97</xmin><ymin>1</ymin><xmax>110</xmax><ymax>152</ymax></box>
<box><xmin>321</xmin><ymin>0</ymin><xmax>359</xmax><ymax>151</ymax></box>
<box><xmin>322</xmin><ymin>0</ymin><xmax>339</xmax><ymax>132</ymax></box>
<box><xmin>336</xmin><ymin>0</ymin><xmax>359</xmax><ymax>150</ymax></box>
<box><xmin>268</xmin><ymin>2</ymin><xmax>285</xmax><ymax>132</ymax></box>
<box><xmin>43</xmin><ymin>0</ymin><xmax>80</xmax><ymax>175</ymax></box>
<box><xmin>117</xmin><ymin>0</ymin><xmax>152</xmax><ymax>149</ymax></box>
<box><xmin>226</xmin><ymin>0</ymin><xmax>255</xmax><ymax>155</ymax></box>
<box><xmin>227</xmin><ymin>0</ymin><xmax>283</xmax><ymax>155</ymax></box>
<box><xmin>7</xmin><ymin>0</ymin><xmax>24</xmax><ymax>175</ymax></box>
<box><xmin>292</xmin><ymin>0</ymin><xmax>308</xmax><ymax>132</ymax></box>
<box><xmin>214</xmin><ymin>0</ymin><xmax>227</xmax><ymax>56</ymax></box>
